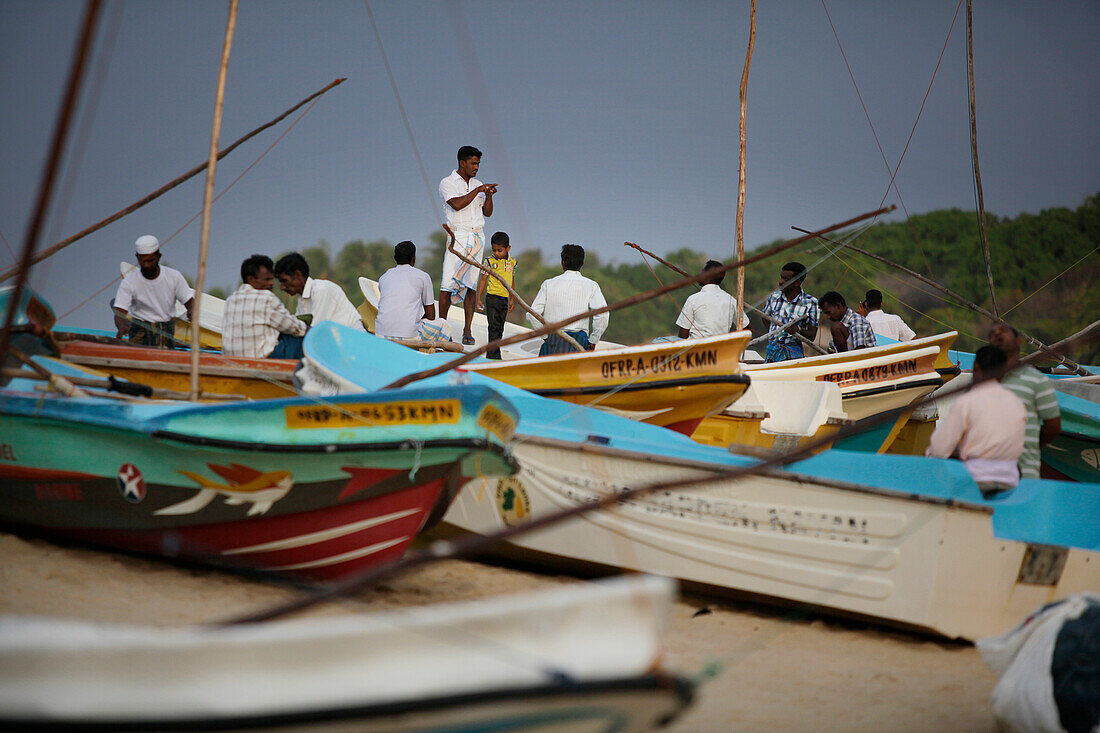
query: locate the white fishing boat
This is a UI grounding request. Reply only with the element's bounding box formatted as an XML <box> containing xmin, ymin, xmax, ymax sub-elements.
<box><xmin>0</xmin><ymin>574</ymin><xmax>693</xmax><ymax>732</ymax></box>
<box><xmin>303</xmin><ymin>323</ymin><xmax>1100</xmax><ymax>642</ymax></box>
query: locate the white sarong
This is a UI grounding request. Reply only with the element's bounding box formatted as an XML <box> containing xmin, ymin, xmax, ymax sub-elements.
<box><xmin>441</xmin><ymin>229</ymin><xmax>484</xmax><ymax>300</ymax></box>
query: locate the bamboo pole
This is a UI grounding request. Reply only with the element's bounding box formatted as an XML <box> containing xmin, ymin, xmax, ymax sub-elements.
<box><xmin>0</xmin><ymin>0</ymin><xmax>101</xmax><ymax>360</ymax></box>
<box><xmin>734</xmin><ymin>0</ymin><xmax>756</xmax><ymax>331</ymax></box>
<box><xmin>792</xmin><ymin>226</ymin><xmax>1091</xmax><ymax>376</ymax></box>
<box><xmin>0</xmin><ymin>78</ymin><xmax>346</xmax><ymax>285</ymax></box>
<box><xmin>380</xmin><ymin>206</ymin><xmax>892</xmax><ymax>391</ymax></box>
<box><xmin>441</xmin><ymin>224</ymin><xmax>585</xmax><ymax>353</ymax></box>
<box><xmin>189</xmin><ymin>0</ymin><xmax>238</xmax><ymax>401</ymax></box>
<box><xmin>623</xmin><ymin>241</ymin><xmax>828</xmax><ymax>356</ymax></box>
<box><xmin>1018</xmin><ymin>319</ymin><xmax>1100</xmax><ymax>368</ymax></box>
<box><xmin>967</xmin><ymin>0</ymin><xmax>998</xmax><ymax>319</ymax></box>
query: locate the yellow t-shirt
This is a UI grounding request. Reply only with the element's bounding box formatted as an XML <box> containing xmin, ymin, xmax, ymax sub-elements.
<box><xmin>484</xmin><ymin>256</ymin><xmax>516</xmax><ymax>297</ymax></box>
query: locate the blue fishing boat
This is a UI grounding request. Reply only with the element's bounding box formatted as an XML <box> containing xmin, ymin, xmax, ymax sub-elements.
<box><xmin>300</xmin><ymin>322</ymin><xmax>1100</xmax><ymax>640</ymax></box>
<box><xmin>1</xmin><ymin>290</ymin><xmax>518</xmax><ymax>582</ymax></box>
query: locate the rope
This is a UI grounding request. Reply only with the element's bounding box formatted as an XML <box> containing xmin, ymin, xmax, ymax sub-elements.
<box><xmin>1000</xmin><ymin>245</ymin><xmax>1099</xmax><ymax>318</ymax></box>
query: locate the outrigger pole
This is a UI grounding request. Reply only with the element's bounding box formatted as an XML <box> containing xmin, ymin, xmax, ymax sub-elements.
<box><xmin>792</xmin><ymin>226</ymin><xmax>1092</xmax><ymax>376</ymax></box>
<box><xmin>0</xmin><ymin>78</ymin><xmax>346</xmax><ymax>285</ymax></box>
<box><xmin>189</xmin><ymin>0</ymin><xmax>239</xmax><ymax>401</ymax></box>
<box><xmin>0</xmin><ymin>0</ymin><xmax>101</xmax><ymax>360</ymax></box>
<box><xmin>382</xmin><ymin>205</ymin><xmax>893</xmax><ymax>391</ymax></box>
<box><xmin>734</xmin><ymin>0</ymin><xmax>756</xmax><ymax>332</ymax></box>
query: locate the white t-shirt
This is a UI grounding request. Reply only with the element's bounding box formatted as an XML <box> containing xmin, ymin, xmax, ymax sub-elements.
<box><xmin>865</xmin><ymin>310</ymin><xmax>916</xmax><ymax>341</ymax></box>
<box><xmin>376</xmin><ymin>265</ymin><xmax>435</xmax><ymax>339</ymax></box>
<box><xmin>528</xmin><ymin>270</ymin><xmax>609</xmax><ymax>343</ymax></box>
<box><xmin>439</xmin><ymin>170</ymin><xmax>485</xmax><ymax>232</ymax></box>
<box><xmin>295</xmin><ymin>277</ymin><xmax>365</xmax><ymax>331</ymax></box>
<box><xmin>675</xmin><ymin>283</ymin><xmax>749</xmax><ymax>338</ymax></box>
<box><xmin>114</xmin><ymin>265</ymin><xmax>192</xmax><ymax>322</ymax></box>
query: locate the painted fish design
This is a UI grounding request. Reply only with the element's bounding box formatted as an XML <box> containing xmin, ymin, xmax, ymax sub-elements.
<box><xmin>155</xmin><ymin>463</ymin><xmax>294</xmax><ymax>517</ymax></box>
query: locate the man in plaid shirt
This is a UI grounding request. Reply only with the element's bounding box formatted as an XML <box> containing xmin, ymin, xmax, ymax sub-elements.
<box><xmin>223</xmin><ymin>254</ymin><xmax>308</xmax><ymax>359</ymax></box>
<box><xmin>761</xmin><ymin>262</ymin><xmax>819</xmax><ymax>362</ymax></box>
<box><xmin>819</xmin><ymin>291</ymin><xmax>877</xmax><ymax>352</ymax></box>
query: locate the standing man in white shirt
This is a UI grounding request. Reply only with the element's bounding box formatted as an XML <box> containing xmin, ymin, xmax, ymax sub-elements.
<box><xmin>113</xmin><ymin>234</ymin><xmax>194</xmax><ymax>347</ymax></box>
<box><xmin>222</xmin><ymin>254</ymin><xmax>308</xmax><ymax>359</ymax></box>
<box><xmin>860</xmin><ymin>289</ymin><xmax>915</xmax><ymax>341</ymax></box>
<box><xmin>376</xmin><ymin>241</ymin><xmax>439</xmax><ymax>340</ymax></box>
<box><xmin>439</xmin><ymin>145</ymin><xmax>496</xmax><ymax>346</ymax></box>
<box><xmin>675</xmin><ymin>260</ymin><xmax>749</xmax><ymax>339</ymax></box>
<box><xmin>273</xmin><ymin>252</ymin><xmax>365</xmax><ymax>331</ymax></box>
<box><xmin>529</xmin><ymin>244</ymin><xmax>608</xmax><ymax>355</ymax></box>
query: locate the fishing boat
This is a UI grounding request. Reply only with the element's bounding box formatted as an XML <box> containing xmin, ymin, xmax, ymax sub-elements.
<box><xmin>740</xmin><ymin>332</ymin><xmax>960</xmax><ymax>453</ymax></box>
<box><xmin>300</xmin><ymin>322</ymin><xmax>1100</xmax><ymax>641</ymax></box>
<box><xmin>1</xmin><ymin>306</ymin><xmax>519</xmax><ymax>582</ymax></box>
<box><xmin>1044</xmin><ymin>380</ymin><xmax>1100</xmax><ymax>483</ymax></box>
<box><xmin>464</xmin><ymin>331</ymin><xmax>752</xmax><ymax>435</ymax></box>
<box><xmin>0</xmin><ymin>574</ymin><xmax>693</xmax><ymax>732</ymax></box>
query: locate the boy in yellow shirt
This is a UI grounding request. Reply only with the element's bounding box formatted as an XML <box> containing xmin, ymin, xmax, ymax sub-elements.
<box><xmin>476</xmin><ymin>231</ymin><xmax>516</xmax><ymax>359</ymax></box>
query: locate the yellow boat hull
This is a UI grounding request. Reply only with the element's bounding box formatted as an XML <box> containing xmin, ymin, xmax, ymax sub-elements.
<box><xmin>466</xmin><ymin>332</ymin><xmax>752</xmax><ymax>435</ymax></box>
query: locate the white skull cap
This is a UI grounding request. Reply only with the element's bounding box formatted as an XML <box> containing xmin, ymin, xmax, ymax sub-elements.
<box><xmin>135</xmin><ymin>235</ymin><xmax>160</xmax><ymax>255</ymax></box>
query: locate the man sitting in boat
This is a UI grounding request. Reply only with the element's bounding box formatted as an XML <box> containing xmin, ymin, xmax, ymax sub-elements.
<box><xmin>376</xmin><ymin>241</ymin><xmax>447</xmax><ymax>342</ymax></box>
<box><xmin>529</xmin><ymin>244</ymin><xmax>608</xmax><ymax>355</ymax></box>
<box><xmin>926</xmin><ymin>345</ymin><xmax>1025</xmax><ymax>497</ymax></box>
<box><xmin>761</xmin><ymin>262</ymin><xmax>818</xmax><ymax>362</ymax></box>
<box><xmin>112</xmin><ymin>235</ymin><xmax>194</xmax><ymax>348</ymax></box>
<box><xmin>273</xmin><ymin>252</ymin><xmax>365</xmax><ymax>332</ymax></box>
<box><xmin>675</xmin><ymin>260</ymin><xmax>749</xmax><ymax>340</ymax></box>
<box><xmin>988</xmin><ymin>323</ymin><xmax>1061</xmax><ymax>480</ymax></box>
<box><xmin>819</xmin><ymin>291</ymin><xmax>877</xmax><ymax>353</ymax></box>
<box><xmin>859</xmin><ymin>289</ymin><xmax>915</xmax><ymax>341</ymax></box>
<box><xmin>222</xmin><ymin>254</ymin><xmax>308</xmax><ymax>359</ymax></box>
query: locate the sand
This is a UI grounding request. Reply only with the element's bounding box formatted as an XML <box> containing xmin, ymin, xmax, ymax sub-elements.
<box><xmin>0</xmin><ymin>531</ymin><xmax>998</xmax><ymax>731</ymax></box>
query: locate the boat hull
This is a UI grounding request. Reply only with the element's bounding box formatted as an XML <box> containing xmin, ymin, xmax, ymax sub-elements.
<box><xmin>442</xmin><ymin>437</ymin><xmax>1100</xmax><ymax>641</ymax></box>
<box><xmin>0</xmin><ymin>384</ymin><xmax>517</xmax><ymax>582</ymax></box>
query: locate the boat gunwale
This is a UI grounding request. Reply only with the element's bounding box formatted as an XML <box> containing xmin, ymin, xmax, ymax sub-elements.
<box><xmin>529</xmin><ymin>373</ymin><xmax>751</xmax><ymax>397</ymax></box>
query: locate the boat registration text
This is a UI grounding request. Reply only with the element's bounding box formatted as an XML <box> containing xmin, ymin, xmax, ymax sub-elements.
<box><xmin>285</xmin><ymin>400</ymin><xmax>461</xmax><ymax>429</ymax></box>
<box><xmin>585</xmin><ymin>348</ymin><xmax>720</xmax><ymax>381</ymax></box>
<box><xmin>817</xmin><ymin>354</ymin><xmax>935</xmax><ymax>387</ymax></box>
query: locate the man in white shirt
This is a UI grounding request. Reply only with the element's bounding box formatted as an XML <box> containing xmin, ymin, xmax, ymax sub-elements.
<box><xmin>439</xmin><ymin>145</ymin><xmax>496</xmax><ymax>346</ymax></box>
<box><xmin>926</xmin><ymin>345</ymin><xmax>1026</xmax><ymax>497</ymax></box>
<box><xmin>860</xmin><ymin>289</ymin><xmax>915</xmax><ymax>341</ymax></box>
<box><xmin>223</xmin><ymin>254</ymin><xmax>308</xmax><ymax>359</ymax></box>
<box><xmin>675</xmin><ymin>260</ymin><xmax>749</xmax><ymax>339</ymax></box>
<box><xmin>529</xmin><ymin>244</ymin><xmax>608</xmax><ymax>356</ymax></box>
<box><xmin>376</xmin><ymin>241</ymin><xmax>439</xmax><ymax>340</ymax></box>
<box><xmin>113</xmin><ymin>234</ymin><xmax>194</xmax><ymax>347</ymax></box>
<box><xmin>273</xmin><ymin>252</ymin><xmax>365</xmax><ymax>331</ymax></box>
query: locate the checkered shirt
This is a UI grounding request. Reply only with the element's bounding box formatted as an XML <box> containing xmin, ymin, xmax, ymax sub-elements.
<box><xmin>762</xmin><ymin>289</ymin><xmax>819</xmax><ymax>345</ymax></box>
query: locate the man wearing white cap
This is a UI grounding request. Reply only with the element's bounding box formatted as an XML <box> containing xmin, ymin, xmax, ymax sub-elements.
<box><xmin>113</xmin><ymin>235</ymin><xmax>193</xmax><ymax>347</ymax></box>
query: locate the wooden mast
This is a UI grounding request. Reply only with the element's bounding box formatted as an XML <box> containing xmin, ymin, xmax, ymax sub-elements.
<box><xmin>189</xmin><ymin>0</ymin><xmax>238</xmax><ymax>400</ymax></box>
<box><xmin>734</xmin><ymin>0</ymin><xmax>756</xmax><ymax>329</ymax></box>
<box><xmin>967</xmin><ymin>0</ymin><xmax>998</xmax><ymax>319</ymax></box>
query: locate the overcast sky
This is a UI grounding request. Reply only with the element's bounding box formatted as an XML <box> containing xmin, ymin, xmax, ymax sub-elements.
<box><xmin>2</xmin><ymin>0</ymin><xmax>1097</xmax><ymax>329</ymax></box>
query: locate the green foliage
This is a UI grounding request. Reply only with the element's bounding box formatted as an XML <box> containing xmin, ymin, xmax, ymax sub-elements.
<box><xmin>253</xmin><ymin>193</ymin><xmax>1099</xmax><ymax>365</ymax></box>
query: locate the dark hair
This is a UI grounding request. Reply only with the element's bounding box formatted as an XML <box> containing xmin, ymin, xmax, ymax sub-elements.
<box><xmin>273</xmin><ymin>252</ymin><xmax>309</xmax><ymax>279</ymax></box>
<box><xmin>781</xmin><ymin>262</ymin><xmax>807</xmax><ymax>278</ymax></box>
<box><xmin>703</xmin><ymin>259</ymin><xmax>725</xmax><ymax>285</ymax></box>
<box><xmin>241</xmin><ymin>254</ymin><xmax>273</xmax><ymax>283</ymax></box>
<box><xmin>394</xmin><ymin>240</ymin><xmax>416</xmax><ymax>265</ymax></box>
<box><xmin>989</xmin><ymin>322</ymin><xmax>1020</xmax><ymax>338</ymax></box>
<box><xmin>974</xmin><ymin>344</ymin><xmax>1008</xmax><ymax>376</ymax></box>
<box><xmin>864</xmin><ymin>289</ymin><xmax>883</xmax><ymax>308</ymax></box>
<box><xmin>820</xmin><ymin>290</ymin><xmax>846</xmax><ymax>308</ymax></box>
<box><xmin>491</xmin><ymin>231</ymin><xmax>510</xmax><ymax>246</ymax></box>
<box><xmin>457</xmin><ymin>145</ymin><xmax>482</xmax><ymax>162</ymax></box>
<box><xmin>560</xmin><ymin>244</ymin><xmax>585</xmax><ymax>270</ymax></box>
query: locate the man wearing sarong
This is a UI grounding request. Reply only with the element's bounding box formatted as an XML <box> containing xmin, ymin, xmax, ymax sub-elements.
<box><xmin>529</xmin><ymin>244</ymin><xmax>608</xmax><ymax>356</ymax></box>
<box><xmin>761</xmin><ymin>262</ymin><xmax>818</xmax><ymax>362</ymax></box>
<box><xmin>439</xmin><ymin>145</ymin><xmax>496</xmax><ymax>346</ymax></box>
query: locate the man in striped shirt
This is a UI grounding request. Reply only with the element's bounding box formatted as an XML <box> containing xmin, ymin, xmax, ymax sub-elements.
<box><xmin>989</xmin><ymin>323</ymin><xmax>1061</xmax><ymax>478</ymax></box>
<box><xmin>528</xmin><ymin>244</ymin><xmax>608</xmax><ymax>355</ymax></box>
<box><xmin>819</xmin><ymin>291</ymin><xmax>877</xmax><ymax>352</ymax></box>
<box><xmin>223</xmin><ymin>254</ymin><xmax>308</xmax><ymax>359</ymax></box>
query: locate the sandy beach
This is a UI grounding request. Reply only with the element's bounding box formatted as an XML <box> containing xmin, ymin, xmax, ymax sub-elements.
<box><xmin>0</xmin><ymin>531</ymin><xmax>998</xmax><ymax>731</ymax></box>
